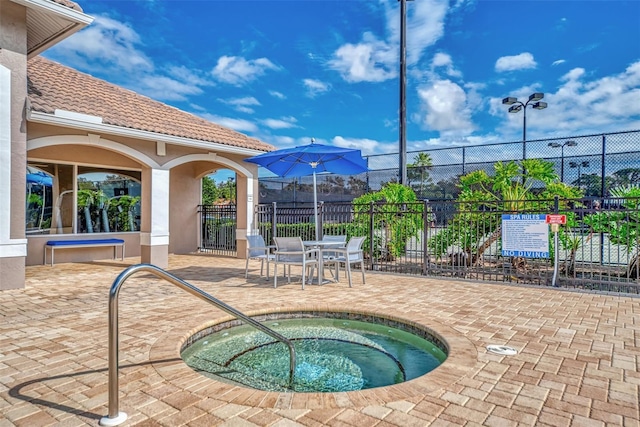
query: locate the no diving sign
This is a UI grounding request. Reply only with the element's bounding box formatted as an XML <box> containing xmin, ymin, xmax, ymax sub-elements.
<box><xmin>546</xmin><ymin>214</ymin><xmax>567</xmax><ymax>224</ymax></box>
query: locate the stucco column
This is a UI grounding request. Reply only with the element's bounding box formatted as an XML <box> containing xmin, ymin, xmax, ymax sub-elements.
<box><xmin>236</xmin><ymin>170</ymin><xmax>258</xmax><ymax>259</ymax></box>
<box><xmin>0</xmin><ymin>40</ymin><xmax>27</xmax><ymax>289</ymax></box>
<box><xmin>140</xmin><ymin>168</ymin><xmax>169</xmax><ymax>268</ymax></box>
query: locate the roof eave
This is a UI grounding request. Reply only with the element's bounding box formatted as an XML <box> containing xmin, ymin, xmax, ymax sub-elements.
<box><xmin>27</xmin><ymin>110</ymin><xmax>270</xmax><ymax>156</ymax></box>
<box><xmin>10</xmin><ymin>0</ymin><xmax>94</xmax><ymax>59</ymax></box>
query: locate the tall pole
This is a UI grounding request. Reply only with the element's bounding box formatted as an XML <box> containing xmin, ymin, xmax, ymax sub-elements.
<box><xmin>398</xmin><ymin>0</ymin><xmax>408</xmax><ymax>185</ymax></box>
<box><xmin>522</xmin><ymin>107</ymin><xmax>527</xmax><ymax>160</ymax></box>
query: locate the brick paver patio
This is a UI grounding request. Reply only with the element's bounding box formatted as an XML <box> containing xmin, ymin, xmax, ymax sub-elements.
<box><xmin>0</xmin><ymin>254</ymin><xmax>638</xmax><ymax>426</ymax></box>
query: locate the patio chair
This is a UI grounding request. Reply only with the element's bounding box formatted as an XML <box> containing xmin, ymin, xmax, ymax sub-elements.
<box><xmin>245</xmin><ymin>234</ymin><xmax>276</xmax><ymax>279</ymax></box>
<box><xmin>273</xmin><ymin>237</ymin><xmax>319</xmax><ymax>290</ymax></box>
<box><xmin>321</xmin><ymin>235</ymin><xmax>347</xmax><ymax>278</ymax></box>
<box><xmin>323</xmin><ymin>236</ymin><xmax>366</xmax><ymax>287</ymax></box>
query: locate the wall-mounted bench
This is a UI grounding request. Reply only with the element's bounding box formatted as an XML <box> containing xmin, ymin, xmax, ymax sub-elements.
<box><xmin>44</xmin><ymin>239</ymin><xmax>125</xmax><ymax>266</ymax></box>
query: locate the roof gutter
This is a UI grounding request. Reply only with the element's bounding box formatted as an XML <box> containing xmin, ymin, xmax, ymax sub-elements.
<box><xmin>27</xmin><ymin>110</ymin><xmax>269</xmax><ymax>156</ymax></box>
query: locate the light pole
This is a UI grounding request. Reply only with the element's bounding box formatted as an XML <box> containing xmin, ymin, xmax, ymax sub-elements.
<box><xmin>548</xmin><ymin>140</ymin><xmax>577</xmax><ymax>182</ymax></box>
<box><xmin>569</xmin><ymin>161</ymin><xmax>589</xmax><ymax>187</ymax></box>
<box><xmin>502</xmin><ymin>92</ymin><xmax>548</xmax><ymax>160</ymax></box>
<box><xmin>398</xmin><ymin>0</ymin><xmax>413</xmax><ymax>186</ymax></box>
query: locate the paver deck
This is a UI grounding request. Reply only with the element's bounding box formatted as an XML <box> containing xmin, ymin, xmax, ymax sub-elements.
<box><xmin>0</xmin><ymin>254</ymin><xmax>638</xmax><ymax>426</ymax></box>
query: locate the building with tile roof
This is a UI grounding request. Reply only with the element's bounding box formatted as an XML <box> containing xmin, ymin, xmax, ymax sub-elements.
<box><xmin>1</xmin><ymin>0</ymin><xmax>272</xmax><ymax>289</ymax></box>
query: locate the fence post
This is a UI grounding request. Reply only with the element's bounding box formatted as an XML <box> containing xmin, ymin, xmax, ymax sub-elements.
<box><xmin>197</xmin><ymin>205</ymin><xmax>203</xmax><ymax>251</ymax></box>
<box><xmin>271</xmin><ymin>202</ymin><xmax>277</xmax><ymax>243</ymax></box>
<box><xmin>320</xmin><ymin>201</ymin><xmax>325</xmax><ymax>239</ymax></box>
<box><xmin>600</xmin><ymin>134</ymin><xmax>606</xmax><ymax>265</ymax></box>
<box><xmin>462</xmin><ymin>146</ymin><xmax>466</xmax><ymax>175</ymax></box>
<box><xmin>423</xmin><ymin>199</ymin><xmax>430</xmax><ymax>276</ymax></box>
<box><xmin>369</xmin><ymin>201</ymin><xmax>375</xmax><ymax>271</ymax></box>
<box><xmin>600</xmin><ymin>134</ymin><xmax>606</xmax><ymax>198</ymax></box>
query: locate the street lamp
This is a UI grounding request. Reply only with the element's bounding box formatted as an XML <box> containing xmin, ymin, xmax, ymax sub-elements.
<box><xmin>548</xmin><ymin>140</ymin><xmax>577</xmax><ymax>182</ymax></box>
<box><xmin>569</xmin><ymin>161</ymin><xmax>589</xmax><ymax>187</ymax></box>
<box><xmin>502</xmin><ymin>92</ymin><xmax>548</xmax><ymax>160</ymax></box>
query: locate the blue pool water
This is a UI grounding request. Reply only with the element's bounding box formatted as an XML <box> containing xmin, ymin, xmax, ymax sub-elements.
<box><xmin>181</xmin><ymin>316</ymin><xmax>447</xmax><ymax>392</ymax></box>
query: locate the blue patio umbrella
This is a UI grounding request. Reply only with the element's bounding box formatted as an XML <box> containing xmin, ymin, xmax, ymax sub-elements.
<box><xmin>245</xmin><ymin>141</ymin><xmax>369</xmax><ymax>240</ymax></box>
<box><xmin>27</xmin><ymin>170</ymin><xmax>52</xmax><ymax>186</ymax></box>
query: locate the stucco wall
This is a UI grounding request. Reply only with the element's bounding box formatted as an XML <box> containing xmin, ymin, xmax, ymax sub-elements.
<box><xmin>169</xmin><ymin>162</ymin><xmax>200</xmax><ymax>254</ymax></box>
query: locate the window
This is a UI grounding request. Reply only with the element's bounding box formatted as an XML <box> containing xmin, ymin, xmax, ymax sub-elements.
<box><xmin>26</xmin><ymin>162</ymin><xmax>141</xmax><ymax>235</ymax></box>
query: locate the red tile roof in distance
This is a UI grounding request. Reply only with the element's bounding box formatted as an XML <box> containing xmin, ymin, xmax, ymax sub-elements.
<box><xmin>27</xmin><ymin>56</ymin><xmax>274</xmax><ymax>152</ymax></box>
<box><xmin>49</xmin><ymin>0</ymin><xmax>83</xmax><ymax>12</ymax></box>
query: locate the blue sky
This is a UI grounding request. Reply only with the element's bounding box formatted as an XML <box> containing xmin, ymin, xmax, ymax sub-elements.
<box><xmin>45</xmin><ymin>0</ymin><xmax>640</xmax><ymax>180</ymax></box>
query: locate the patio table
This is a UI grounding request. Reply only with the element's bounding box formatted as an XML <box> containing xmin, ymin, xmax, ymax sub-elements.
<box><xmin>303</xmin><ymin>240</ymin><xmax>345</xmax><ymax>284</ymax></box>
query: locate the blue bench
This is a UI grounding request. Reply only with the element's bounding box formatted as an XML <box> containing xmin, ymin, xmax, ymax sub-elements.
<box><xmin>44</xmin><ymin>239</ymin><xmax>125</xmax><ymax>266</ymax></box>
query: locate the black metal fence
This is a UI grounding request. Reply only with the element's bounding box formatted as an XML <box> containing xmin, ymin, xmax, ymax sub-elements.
<box><xmin>247</xmin><ymin>198</ymin><xmax>640</xmax><ymax>295</ymax></box>
<box><xmin>258</xmin><ymin>130</ymin><xmax>640</xmax><ymax>204</ymax></box>
<box><xmin>198</xmin><ymin>204</ymin><xmax>237</xmax><ymax>256</ymax></box>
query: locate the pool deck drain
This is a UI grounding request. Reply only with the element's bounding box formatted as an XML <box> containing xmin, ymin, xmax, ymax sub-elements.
<box><xmin>0</xmin><ymin>254</ymin><xmax>639</xmax><ymax>426</ymax></box>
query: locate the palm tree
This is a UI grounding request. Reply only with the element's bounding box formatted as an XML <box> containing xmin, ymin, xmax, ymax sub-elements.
<box><xmin>407</xmin><ymin>152</ymin><xmax>433</xmax><ymax>197</ymax></box>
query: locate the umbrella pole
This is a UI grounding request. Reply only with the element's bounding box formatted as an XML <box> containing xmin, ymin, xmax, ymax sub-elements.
<box><xmin>313</xmin><ymin>170</ymin><xmax>319</xmax><ymax>241</ymax></box>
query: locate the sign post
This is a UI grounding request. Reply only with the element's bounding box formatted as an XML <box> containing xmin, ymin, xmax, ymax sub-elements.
<box><xmin>546</xmin><ymin>214</ymin><xmax>567</xmax><ymax>287</ymax></box>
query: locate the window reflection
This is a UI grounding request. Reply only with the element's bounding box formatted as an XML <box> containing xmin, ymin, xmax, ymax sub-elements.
<box><xmin>26</xmin><ymin>163</ymin><xmax>141</xmax><ymax>234</ymax></box>
<box><xmin>26</xmin><ymin>166</ymin><xmax>53</xmax><ymax>234</ymax></box>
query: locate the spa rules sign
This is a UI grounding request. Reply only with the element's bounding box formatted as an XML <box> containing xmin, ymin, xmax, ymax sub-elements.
<box><xmin>501</xmin><ymin>214</ymin><xmax>550</xmax><ymax>258</ymax></box>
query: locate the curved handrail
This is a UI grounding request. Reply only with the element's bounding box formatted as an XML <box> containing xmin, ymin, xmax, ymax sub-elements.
<box><xmin>101</xmin><ymin>263</ymin><xmax>297</xmax><ymax>426</ymax></box>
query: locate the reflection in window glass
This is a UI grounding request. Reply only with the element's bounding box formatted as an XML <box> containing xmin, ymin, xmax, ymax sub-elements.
<box><xmin>77</xmin><ymin>167</ymin><xmax>141</xmax><ymax>233</ymax></box>
<box><xmin>26</xmin><ymin>166</ymin><xmax>53</xmax><ymax>234</ymax></box>
<box><xmin>26</xmin><ymin>162</ymin><xmax>142</xmax><ymax>235</ymax></box>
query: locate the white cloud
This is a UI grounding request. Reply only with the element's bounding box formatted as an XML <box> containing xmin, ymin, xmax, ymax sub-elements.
<box><xmin>402</xmin><ymin>0</ymin><xmax>449</xmax><ymax>65</ymax></box>
<box><xmin>383</xmin><ymin>0</ymin><xmax>449</xmax><ymax>66</ymax></box>
<box><xmin>552</xmin><ymin>59</ymin><xmax>566</xmax><ymax>67</ymax></box>
<box><xmin>260</xmin><ymin>117</ymin><xmax>298</xmax><ymax>130</ymax></box>
<box><xmin>328</xmin><ymin>32</ymin><xmax>397</xmax><ymax>83</ymax></box>
<box><xmin>431</xmin><ymin>52</ymin><xmax>462</xmax><ymax>78</ymax></box>
<box><xmin>46</xmin><ymin>15</ymin><xmax>220</xmax><ymax>101</ymax></box>
<box><xmin>332</xmin><ymin>136</ymin><xmax>387</xmax><ymax>155</ymax></box>
<box><xmin>219</xmin><ymin>96</ymin><xmax>261</xmax><ymax>113</ymax></box>
<box><xmin>198</xmin><ymin>114</ymin><xmax>258</xmax><ymax>133</ymax></box>
<box><xmin>497</xmin><ymin>61</ymin><xmax>640</xmax><ymax>139</ymax></box>
<box><xmin>303</xmin><ymin>79</ymin><xmax>330</xmax><ymax>98</ymax></box>
<box><xmin>138</xmin><ymin>75</ymin><xmax>204</xmax><ymax>102</ymax></box>
<box><xmin>416</xmin><ymin>79</ymin><xmax>475</xmax><ymax>133</ymax></box>
<box><xmin>554</xmin><ymin>61</ymin><xmax>640</xmax><ymax>125</ymax></box>
<box><xmin>328</xmin><ymin>0</ymin><xmax>450</xmax><ymax>83</ymax></box>
<box><xmin>46</xmin><ymin>15</ymin><xmax>153</xmax><ymax>73</ymax></box>
<box><xmin>495</xmin><ymin>52</ymin><xmax>537</xmax><ymax>72</ymax></box>
<box><xmin>265</xmin><ymin>135</ymin><xmax>297</xmax><ymax>148</ymax></box>
<box><xmin>212</xmin><ymin>56</ymin><xmax>279</xmax><ymax>85</ymax></box>
<box><xmin>269</xmin><ymin>90</ymin><xmax>286</xmax><ymax>99</ymax></box>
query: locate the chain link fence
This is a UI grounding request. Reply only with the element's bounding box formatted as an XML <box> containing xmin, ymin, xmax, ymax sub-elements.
<box><xmin>259</xmin><ymin>130</ymin><xmax>640</xmax><ymax>204</ymax></box>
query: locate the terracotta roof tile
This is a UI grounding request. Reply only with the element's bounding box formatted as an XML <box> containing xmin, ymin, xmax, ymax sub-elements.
<box><xmin>49</xmin><ymin>0</ymin><xmax>83</xmax><ymax>12</ymax></box>
<box><xmin>27</xmin><ymin>56</ymin><xmax>274</xmax><ymax>152</ymax></box>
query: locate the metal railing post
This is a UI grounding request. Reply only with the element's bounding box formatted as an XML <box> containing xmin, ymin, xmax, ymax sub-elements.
<box><xmin>100</xmin><ymin>264</ymin><xmax>297</xmax><ymax>426</ymax></box>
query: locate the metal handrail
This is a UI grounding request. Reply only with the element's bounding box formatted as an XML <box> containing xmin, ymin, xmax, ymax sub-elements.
<box><xmin>100</xmin><ymin>263</ymin><xmax>297</xmax><ymax>426</ymax></box>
